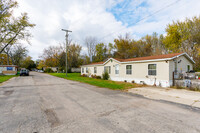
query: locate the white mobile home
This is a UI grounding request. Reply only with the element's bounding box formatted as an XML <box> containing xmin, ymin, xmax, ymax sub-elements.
<box><xmin>81</xmin><ymin>53</ymin><xmax>195</xmax><ymax>87</ymax></box>
<box><xmin>0</xmin><ymin>65</ymin><xmax>18</xmax><ymax>75</ymax></box>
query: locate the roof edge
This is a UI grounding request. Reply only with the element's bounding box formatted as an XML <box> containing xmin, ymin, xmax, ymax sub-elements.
<box><xmin>81</xmin><ymin>52</ymin><xmax>195</xmax><ymax>67</ymax></box>
<box><xmin>171</xmin><ymin>52</ymin><xmax>195</xmax><ymax>64</ymax></box>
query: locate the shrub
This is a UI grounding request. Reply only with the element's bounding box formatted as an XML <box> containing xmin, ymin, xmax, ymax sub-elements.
<box><xmin>96</xmin><ymin>76</ymin><xmax>101</xmax><ymax>79</ymax></box>
<box><xmin>132</xmin><ymin>80</ymin><xmax>135</xmax><ymax>83</ymax></box>
<box><xmin>81</xmin><ymin>74</ymin><xmax>87</xmax><ymax>77</ymax></box>
<box><xmin>140</xmin><ymin>81</ymin><xmax>146</xmax><ymax>85</ymax></box>
<box><xmin>44</xmin><ymin>68</ymin><xmax>54</xmax><ymax>73</ymax></box>
<box><xmin>91</xmin><ymin>74</ymin><xmax>97</xmax><ymax>79</ymax></box>
<box><xmin>124</xmin><ymin>80</ymin><xmax>127</xmax><ymax>82</ymax></box>
<box><xmin>102</xmin><ymin>71</ymin><xmax>109</xmax><ymax>80</ymax></box>
<box><xmin>58</xmin><ymin>67</ymin><xmax>64</xmax><ymax>73</ymax></box>
<box><xmin>67</xmin><ymin>69</ymin><xmax>72</xmax><ymax>73</ymax></box>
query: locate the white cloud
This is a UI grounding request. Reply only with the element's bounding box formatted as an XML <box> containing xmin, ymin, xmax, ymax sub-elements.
<box><xmin>14</xmin><ymin>0</ymin><xmax>200</xmax><ymax>60</ymax></box>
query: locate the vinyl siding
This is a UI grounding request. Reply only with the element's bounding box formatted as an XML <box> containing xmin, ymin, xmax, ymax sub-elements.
<box><xmin>169</xmin><ymin>55</ymin><xmax>193</xmax><ymax>80</ymax></box>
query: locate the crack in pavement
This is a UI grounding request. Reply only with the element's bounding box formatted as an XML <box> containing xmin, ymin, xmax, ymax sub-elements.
<box><xmin>3</xmin><ymin>90</ymin><xmax>14</xmax><ymax>96</ymax></box>
<box><xmin>44</xmin><ymin>108</ymin><xmax>61</xmax><ymax>128</ymax></box>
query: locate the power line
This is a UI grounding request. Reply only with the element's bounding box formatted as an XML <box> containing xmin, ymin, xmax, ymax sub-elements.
<box><xmin>99</xmin><ymin>0</ymin><xmax>182</xmax><ymax>41</ymax></box>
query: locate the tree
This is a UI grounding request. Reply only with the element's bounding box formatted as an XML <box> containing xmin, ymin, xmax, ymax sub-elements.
<box><xmin>113</xmin><ymin>33</ymin><xmax>139</xmax><ymax>59</ymax></box>
<box><xmin>37</xmin><ymin>60</ymin><xmax>46</xmax><ymax>70</ymax></box>
<box><xmin>108</xmin><ymin>43</ymin><xmax>114</xmax><ymax>57</ymax></box>
<box><xmin>8</xmin><ymin>44</ymin><xmax>28</xmax><ymax>67</ymax></box>
<box><xmin>111</xmin><ymin>33</ymin><xmax>168</xmax><ymax>59</ymax></box>
<box><xmin>21</xmin><ymin>56</ymin><xmax>36</xmax><ymax>70</ymax></box>
<box><xmin>81</xmin><ymin>54</ymin><xmax>90</xmax><ymax>65</ymax></box>
<box><xmin>40</xmin><ymin>42</ymin><xmax>82</xmax><ymax>71</ymax></box>
<box><xmin>0</xmin><ymin>0</ymin><xmax>35</xmax><ymax>54</ymax></box>
<box><xmin>94</xmin><ymin>43</ymin><xmax>107</xmax><ymax>62</ymax></box>
<box><xmin>68</xmin><ymin>43</ymin><xmax>82</xmax><ymax>69</ymax></box>
<box><xmin>0</xmin><ymin>53</ymin><xmax>11</xmax><ymax>65</ymax></box>
<box><xmin>2</xmin><ymin>46</ymin><xmax>12</xmax><ymax>65</ymax></box>
<box><xmin>41</xmin><ymin>45</ymin><xmax>64</xmax><ymax>67</ymax></box>
<box><xmin>85</xmin><ymin>36</ymin><xmax>97</xmax><ymax>61</ymax></box>
<box><xmin>137</xmin><ymin>32</ymin><xmax>167</xmax><ymax>56</ymax></box>
<box><xmin>163</xmin><ymin>16</ymin><xmax>200</xmax><ymax>70</ymax></box>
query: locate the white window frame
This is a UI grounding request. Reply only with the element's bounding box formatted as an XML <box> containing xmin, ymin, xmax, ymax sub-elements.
<box><xmin>104</xmin><ymin>66</ymin><xmax>111</xmax><ymax>74</ymax></box>
<box><xmin>126</xmin><ymin>65</ymin><xmax>132</xmax><ymax>75</ymax></box>
<box><xmin>86</xmin><ymin>67</ymin><xmax>88</xmax><ymax>73</ymax></box>
<box><xmin>148</xmin><ymin>64</ymin><xmax>156</xmax><ymax>76</ymax></box>
<box><xmin>94</xmin><ymin>67</ymin><xmax>97</xmax><ymax>74</ymax></box>
<box><xmin>115</xmin><ymin>64</ymin><xmax>119</xmax><ymax>75</ymax></box>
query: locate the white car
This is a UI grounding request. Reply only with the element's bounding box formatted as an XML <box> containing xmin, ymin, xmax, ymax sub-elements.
<box><xmin>38</xmin><ymin>70</ymin><xmax>44</xmax><ymax>73</ymax></box>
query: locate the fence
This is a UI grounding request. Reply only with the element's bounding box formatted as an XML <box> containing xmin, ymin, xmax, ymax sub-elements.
<box><xmin>175</xmin><ymin>79</ymin><xmax>200</xmax><ymax>90</ymax></box>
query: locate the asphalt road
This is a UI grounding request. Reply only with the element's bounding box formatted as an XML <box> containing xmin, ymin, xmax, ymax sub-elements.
<box><xmin>0</xmin><ymin>72</ymin><xmax>200</xmax><ymax>133</ymax></box>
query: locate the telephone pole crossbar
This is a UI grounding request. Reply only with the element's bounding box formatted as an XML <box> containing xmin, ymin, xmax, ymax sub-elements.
<box><xmin>62</xmin><ymin>29</ymin><xmax>72</xmax><ymax>77</ymax></box>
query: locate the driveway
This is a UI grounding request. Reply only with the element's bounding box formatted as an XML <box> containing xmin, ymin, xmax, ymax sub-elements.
<box><xmin>129</xmin><ymin>87</ymin><xmax>200</xmax><ymax>108</ymax></box>
<box><xmin>0</xmin><ymin>72</ymin><xmax>200</xmax><ymax>133</ymax></box>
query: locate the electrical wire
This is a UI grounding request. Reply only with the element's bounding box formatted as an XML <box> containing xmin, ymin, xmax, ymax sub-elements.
<box><xmin>99</xmin><ymin>0</ymin><xmax>182</xmax><ymax>41</ymax></box>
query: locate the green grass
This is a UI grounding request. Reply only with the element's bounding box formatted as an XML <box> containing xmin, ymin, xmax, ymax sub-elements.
<box><xmin>49</xmin><ymin>73</ymin><xmax>142</xmax><ymax>90</ymax></box>
<box><xmin>0</xmin><ymin>75</ymin><xmax>18</xmax><ymax>83</ymax></box>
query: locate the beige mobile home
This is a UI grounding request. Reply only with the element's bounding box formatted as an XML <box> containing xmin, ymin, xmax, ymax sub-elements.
<box><xmin>81</xmin><ymin>53</ymin><xmax>195</xmax><ymax>87</ymax></box>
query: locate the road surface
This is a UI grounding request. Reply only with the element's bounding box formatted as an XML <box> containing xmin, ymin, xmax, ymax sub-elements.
<box><xmin>0</xmin><ymin>72</ymin><xmax>200</xmax><ymax>133</ymax></box>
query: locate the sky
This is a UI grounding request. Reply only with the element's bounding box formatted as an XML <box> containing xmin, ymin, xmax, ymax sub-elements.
<box><xmin>15</xmin><ymin>0</ymin><xmax>200</xmax><ymax>60</ymax></box>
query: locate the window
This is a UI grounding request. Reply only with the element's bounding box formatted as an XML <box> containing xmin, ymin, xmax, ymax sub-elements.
<box><xmin>86</xmin><ymin>67</ymin><xmax>88</xmax><ymax>73</ymax></box>
<box><xmin>115</xmin><ymin>64</ymin><xmax>119</xmax><ymax>74</ymax></box>
<box><xmin>7</xmin><ymin>67</ymin><xmax>13</xmax><ymax>71</ymax></box>
<box><xmin>94</xmin><ymin>67</ymin><xmax>97</xmax><ymax>73</ymax></box>
<box><xmin>126</xmin><ymin>65</ymin><xmax>132</xmax><ymax>75</ymax></box>
<box><xmin>104</xmin><ymin>66</ymin><xmax>111</xmax><ymax>74</ymax></box>
<box><xmin>187</xmin><ymin>65</ymin><xmax>190</xmax><ymax>72</ymax></box>
<box><xmin>82</xmin><ymin>68</ymin><xmax>84</xmax><ymax>73</ymax></box>
<box><xmin>148</xmin><ymin>64</ymin><xmax>156</xmax><ymax>76</ymax></box>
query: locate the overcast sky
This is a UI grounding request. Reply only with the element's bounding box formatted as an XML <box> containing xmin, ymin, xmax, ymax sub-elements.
<box><xmin>15</xmin><ymin>0</ymin><xmax>200</xmax><ymax>60</ymax></box>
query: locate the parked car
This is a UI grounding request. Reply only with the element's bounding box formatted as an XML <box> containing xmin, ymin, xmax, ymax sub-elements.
<box><xmin>38</xmin><ymin>70</ymin><xmax>44</xmax><ymax>73</ymax></box>
<box><xmin>20</xmin><ymin>69</ymin><xmax>29</xmax><ymax>76</ymax></box>
<box><xmin>189</xmin><ymin>70</ymin><xmax>195</xmax><ymax>73</ymax></box>
<box><xmin>185</xmin><ymin>70</ymin><xmax>196</xmax><ymax>79</ymax></box>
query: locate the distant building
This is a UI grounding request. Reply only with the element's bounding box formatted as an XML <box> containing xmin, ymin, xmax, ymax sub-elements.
<box><xmin>43</xmin><ymin>67</ymin><xmax>59</xmax><ymax>72</ymax></box>
<box><xmin>81</xmin><ymin>53</ymin><xmax>195</xmax><ymax>87</ymax></box>
<box><xmin>0</xmin><ymin>65</ymin><xmax>18</xmax><ymax>75</ymax></box>
<box><xmin>71</xmin><ymin>68</ymin><xmax>81</xmax><ymax>73</ymax></box>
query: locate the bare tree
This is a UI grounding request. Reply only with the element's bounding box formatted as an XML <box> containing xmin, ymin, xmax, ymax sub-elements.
<box><xmin>85</xmin><ymin>36</ymin><xmax>97</xmax><ymax>62</ymax></box>
<box><xmin>9</xmin><ymin>44</ymin><xmax>28</xmax><ymax>66</ymax></box>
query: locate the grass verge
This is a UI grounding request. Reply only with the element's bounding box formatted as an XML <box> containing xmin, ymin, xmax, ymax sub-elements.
<box><xmin>49</xmin><ymin>73</ymin><xmax>142</xmax><ymax>90</ymax></box>
<box><xmin>0</xmin><ymin>75</ymin><xmax>18</xmax><ymax>83</ymax></box>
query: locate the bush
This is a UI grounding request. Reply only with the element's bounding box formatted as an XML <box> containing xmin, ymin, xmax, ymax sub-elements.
<box><xmin>58</xmin><ymin>67</ymin><xmax>64</xmax><ymax>73</ymax></box>
<box><xmin>96</xmin><ymin>76</ymin><xmax>101</xmax><ymax>79</ymax></box>
<box><xmin>132</xmin><ymin>80</ymin><xmax>135</xmax><ymax>83</ymax></box>
<box><xmin>124</xmin><ymin>80</ymin><xmax>127</xmax><ymax>82</ymax></box>
<box><xmin>67</xmin><ymin>69</ymin><xmax>72</xmax><ymax>73</ymax></box>
<box><xmin>91</xmin><ymin>74</ymin><xmax>97</xmax><ymax>79</ymax></box>
<box><xmin>102</xmin><ymin>71</ymin><xmax>109</xmax><ymax>80</ymax></box>
<box><xmin>44</xmin><ymin>68</ymin><xmax>54</xmax><ymax>73</ymax></box>
<box><xmin>81</xmin><ymin>74</ymin><xmax>87</xmax><ymax>77</ymax></box>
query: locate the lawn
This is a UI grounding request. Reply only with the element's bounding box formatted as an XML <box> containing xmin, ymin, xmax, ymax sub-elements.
<box><xmin>0</xmin><ymin>75</ymin><xmax>17</xmax><ymax>83</ymax></box>
<box><xmin>49</xmin><ymin>73</ymin><xmax>142</xmax><ymax>90</ymax></box>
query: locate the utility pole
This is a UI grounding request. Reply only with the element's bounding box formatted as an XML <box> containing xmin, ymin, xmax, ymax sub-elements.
<box><xmin>62</xmin><ymin>29</ymin><xmax>72</xmax><ymax>77</ymax></box>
